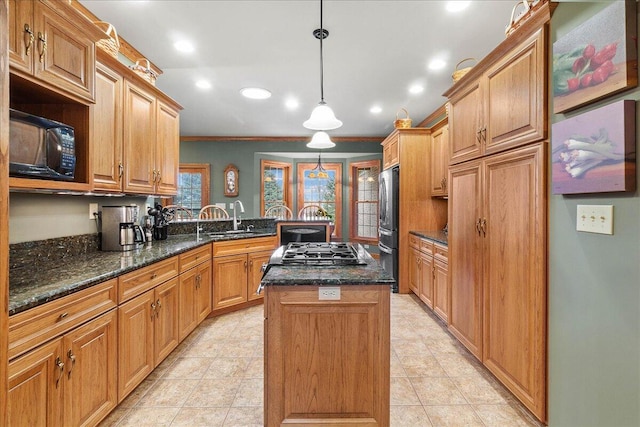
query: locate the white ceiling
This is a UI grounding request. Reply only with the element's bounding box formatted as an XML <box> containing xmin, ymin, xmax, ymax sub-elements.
<box><xmin>79</xmin><ymin>1</ymin><xmax>515</xmax><ymax>138</ymax></box>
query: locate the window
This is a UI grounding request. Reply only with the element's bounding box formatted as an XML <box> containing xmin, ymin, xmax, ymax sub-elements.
<box><xmin>350</xmin><ymin>160</ymin><xmax>379</xmax><ymax>243</ymax></box>
<box><xmin>172</xmin><ymin>164</ymin><xmax>210</xmax><ymax>217</ymax></box>
<box><xmin>261</xmin><ymin>160</ymin><xmax>292</xmax><ymax>215</ymax></box>
<box><xmin>297</xmin><ymin>160</ymin><xmax>342</xmax><ymax>238</ymax></box>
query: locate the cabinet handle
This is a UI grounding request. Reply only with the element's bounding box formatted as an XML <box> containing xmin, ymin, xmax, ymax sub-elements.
<box><xmin>24</xmin><ymin>24</ymin><xmax>34</xmax><ymax>56</ymax></box>
<box><xmin>476</xmin><ymin>218</ymin><xmax>482</xmax><ymax>235</ymax></box>
<box><xmin>443</xmin><ymin>178</ymin><xmax>447</xmax><ymax>191</ymax></box>
<box><xmin>55</xmin><ymin>357</ymin><xmax>64</xmax><ymax>388</ymax></box>
<box><xmin>481</xmin><ymin>218</ymin><xmax>487</xmax><ymax>236</ymax></box>
<box><xmin>476</xmin><ymin>128</ymin><xmax>482</xmax><ymax>143</ymax></box>
<box><xmin>244</xmin><ymin>261</ymin><xmax>247</xmax><ymax>271</ymax></box>
<box><xmin>151</xmin><ymin>272</ymin><xmax>157</xmax><ymax>279</ymax></box>
<box><xmin>156</xmin><ymin>299</ymin><xmax>161</xmax><ymax>317</ymax></box>
<box><xmin>37</xmin><ymin>32</ymin><xmax>47</xmax><ymax>63</ymax></box>
<box><xmin>67</xmin><ymin>350</ymin><xmax>76</xmax><ymax>378</ymax></box>
<box><xmin>156</xmin><ymin>170</ymin><xmax>162</xmax><ymax>184</ymax></box>
<box><xmin>481</xmin><ymin>126</ymin><xmax>487</xmax><ymax>143</ymax></box>
<box><xmin>152</xmin><ymin>170</ymin><xmax>157</xmax><ymax>183</ymax></box>
<box><xmin>196</xmin><ymin>274</ymin><xmax>201</xmax><ymax>288</ymax></box>
<box><xmin>151</xmin><ymin>302</ymin><xmax>156</xmax><ymax>320</ymax></box>
<box><xmin>58</xmin><ymin>312</ymin><xmax>68</xmax><ymax>321</ymax></box>
<box><xmin>118</xmin><ymin>162</ymin><xmax>124</xmax><ymax>179</ymax></box>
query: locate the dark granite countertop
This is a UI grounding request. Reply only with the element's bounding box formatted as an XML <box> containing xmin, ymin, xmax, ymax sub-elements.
<box><xmin>9</xmin><ymin>230</ymin><xmax>276</xmax><ymax>316</ymax></box>
<box><xmin>410</xmin><ymin>230</ymin><xmax>448</xmax><ymax>246</ymax></box>
<box><xmin>260</xmin><ymin>244</ymin><xmax>395</xmax><ymax>287</ymax></box>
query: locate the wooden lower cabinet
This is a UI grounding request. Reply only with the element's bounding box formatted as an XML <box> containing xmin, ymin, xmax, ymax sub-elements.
<box><xmin>432</xmin><ymin>245</ymin><xmax>449</xmax><ymax>323</ymax></box>
<box><xmin>265</xmin><ymin>285</ymin><xmax>390</xmax><ymax>426</ymax></box>
<box><xmin>118</xmin><ymin>277</ymin><xmax>180</xmax><ymax>401</ymax></box>
<box><xmin>179</xmin><ymin>260</ymin><xmax>212</xmax><ymax>341</ymax></box>
<box><xmin>248</xmin><ymin>250</ymin><xmax>273</xmax><ymax>301</ymax></box>
<box><xmin>213</xmin><ymin>253</ymin><xmax>248</xmax><ymax>310</ymax></box>
<box><xmin>419</xmin><ymin>249</ymin><xmax>434</xmax><ymax>308</ymax></box>
<box><xmin>408</xmin><ymin>246</ymin><xmax>420</xmax><ymax>295</ymax></box>
<box><xmin>8</xmin><ymin>309</ymin><xmax>117</xmax><ymax>427</ymax></box>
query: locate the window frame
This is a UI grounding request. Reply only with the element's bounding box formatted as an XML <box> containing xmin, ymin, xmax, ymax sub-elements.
<box><xmin>349</xmin><ymin>159</ymin><xmax>380</xmax><ymax>245</ymax></box>
<box><xmin>168</xmin><ymin>163</ymin><xmax>210</xmax><ymax>216</ymax></box>
<box><xmin>260</xmin><ymin>159</ymin><xmax>293</xmax><ymax>215</ymax></box>
<box><xmin>296</xmin><ymin>161</ymin><xmax>343</xmax><ymax>239</ymax></box>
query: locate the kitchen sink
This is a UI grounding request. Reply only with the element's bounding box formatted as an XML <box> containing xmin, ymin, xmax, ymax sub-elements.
<box><xmin>207</xmin><ymin>230</ymin><xmax>256</xmax><ymax>238</ymax></box>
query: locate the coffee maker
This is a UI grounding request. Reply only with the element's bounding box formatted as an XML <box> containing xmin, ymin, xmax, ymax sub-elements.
<box><xmin>100</xmin><ymin>205</ymin><xmax>146</xmax><ymax>251</ymax></box>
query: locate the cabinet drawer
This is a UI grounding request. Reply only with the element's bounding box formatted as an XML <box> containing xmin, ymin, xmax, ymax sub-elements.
<box><xmin>213</xmin><ymin>236</ymin><xmax>277</xmax><ymax>257</ymax></box>
<box><xmin>8</xmin><ymin>279</ymin><xmax>117</xmax><ymax>360</ymax></box>
<box><xmin>434</xmin><ymin>244</ymin><xmax>448</xmax><ymax>262</ymax></box>
<box><xmin>409</xmin><ymin>234</ymin><xmax>420</xmax><ymax>249</ymax></box>
<box><xmin>419</xmin><ymin>239</ymin><xmax>434</xmax><ymax>255</ymax></box>
<box><xmin>118</xmin><ymin>256</ymin><xmax>179</xmax><ymax>303</ymax></box>
<box><xmin>180</xmin><ymin>244</ymin><xmax>212</xmax><ymax>273</ymax></box>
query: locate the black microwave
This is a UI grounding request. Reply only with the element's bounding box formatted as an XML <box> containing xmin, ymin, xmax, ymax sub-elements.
<box><xmin>9</xmin><ymin>109</ymin><xmax>76</xmax><ymax>181</ymax></box>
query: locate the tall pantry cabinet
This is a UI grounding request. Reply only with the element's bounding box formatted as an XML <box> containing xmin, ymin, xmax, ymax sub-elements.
<box><xmin>443</xmin><ymin>5</ymin><xmax>552</xmax><ymax>423</ymax></box>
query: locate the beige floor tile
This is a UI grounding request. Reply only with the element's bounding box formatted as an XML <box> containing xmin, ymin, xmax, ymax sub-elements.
<box><xmin>218</xmin><ymin>339</ymin><xmax>260</xmax><ymax>357</ymax></box>
<box><xmin>410</xmin><ymin>377</ymin><xmax>468</xmax><ymax>405</ymax></box>
<box><xmin>137</xmin><ymin>379</ymin><xmax>199</xmax><ymax>407</ymax></box>
<box><xmin>434</xmin><ymin>352</ymin><xmax>485</xmax><ymax>377</ymax></box>
<box><xmin>163</xmin><ymin>357</ymin><xmax>214</xmax><ymax>379</ymax></box>
<box><xmin>183</xmin><ymin>378</ymin><xmax>242</xmax><ymax>407</ymax></box>
<box><xmin>400</xmin><ymin>354</ymin><xmax>448</xmax><ymax>377</ymax></box>
<box><xmin>452</xmin><ymin>376</ymin><xmax>509</xmax><ymax>405</ymax></box>
<box><xmin>97</xmin><ymin>406</ymin><xmax>130</xmax><ymax>427</ymax></box>
<box><xmin>390</xmin><ymin>405</ymin><xmax>433</xmax><ymax>426</ymax></box>
<box><xmin>118</xmin><ymin>377</ymin><xmax>157</xmax><ymax>408</ymax></box>
<box><xmin>392</xmin><ymin>338</ymin><xmax>430</xmax><ymax>357</ymax></box>
<box><xmin>474</xmin><ymin>404</ymin><xmax>540</xmax><ymax>426</ymax></box>
<box><xmin>425</xmin><ymin>336</ymin><xmax>468</xmax><ymax>355</ymax></box>
<box><xmin>424</xmin><ymin>405</ymin><xmax>484</xmax><ymax>427</ymax></box>
<box><xmin>223</xmin><ymin>406</ymin><xmax>264</xmax><ymax>426</ymax></box>
<box><xmin>391</xmin><ymin>377</ymin><xmax>421</xmax><ymax>405</ymax></box>
<box><xmin>244</xmin><ymin>357</ymin><xmax>264</xmax><ymax>378</ymax></box>
<box><xmin>116</xmin><ymin>406</ymin><xmax>181</xmax><ymax>427</ymax></box>
<box><xmin>170</xmin><ymin>407</ymin><xmax>229</xmax><ymax>426</ymax></box>
<box><xmin>181</xmin><ymin>336</ymin><xmax>227</xmax><ymax>358</ymax></box>
<box><xmin>203</xmin><ymin>357</ymin><xmax>251</xmax><ymax>378</ymax></box>
<box><xmin>390</xmin><ymin>353</ymin><xmax>408</xmax><ymax>377</ymax></box>
<box><xmin>232</xmin><ymin>378</ymin><xmax>264</xmax><ymax>407</ymax></box>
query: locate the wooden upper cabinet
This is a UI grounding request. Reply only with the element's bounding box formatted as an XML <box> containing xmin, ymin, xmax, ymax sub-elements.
<box><xmin>123</xmin><ymin>80</ymin><xmax>157</xmax><ymax>194</ymax></box>
<box><xmin>381</xmin><ymin>135</ymin><xmax>399</xmax><ymax>169</ymax></box>
<box><xmin>430</xmin><ymin>122</ymin><xmax>450</xmax><ymax>197</ymax></box>
<box><xmin>9</xmin><ymin>0</ymin><xmax>102</xmax><ymax>103</ymax></box>
<box><xmin>156</xmin><ymin>100</ymin><xmax>180</xmax><ymax>196</ymax></box>
<box><xmin>447</xmin><ymin>28</ymin><xmax>547</xmax><ymax>165</ymax></box>
<box><xmin>92</xmin><ymin>60</ymin><xmax>123</xmax><ymax>192</ymax></box>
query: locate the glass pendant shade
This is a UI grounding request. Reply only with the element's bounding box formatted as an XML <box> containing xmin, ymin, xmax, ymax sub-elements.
<box><xmin>303</xmin><ymin>102</ymin><xmax>343</xmax><ymax>130</ymax></box>
<box><xmin>307</xmin><ymin>131</ymin><xmax>336</xmax><ymax>149</ymax></box>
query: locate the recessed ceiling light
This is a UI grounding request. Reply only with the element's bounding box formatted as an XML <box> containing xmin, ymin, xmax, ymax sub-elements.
<box><xmin>370</xmin><ymin>106</ymin><xmax>382</xmax><ymax>114</ymax></box>
<box><xmin>174</xmin><ymin>40</ymin><xmax>194</xmax><ymax>53</ymax></box>
<box><xmin>195</xmin><ymin>80</ymin><xmax>211</xmax><ymax>90</ymax></box>
<box><xmin>240</xmin><ymin>87</ymin><xmax>272</xmax><ymax>100</ymax></box>
<box><xmin>446</xmin><ymin>1</ymin><xmax>470</xmax><ymax>13</ymax></box>
<box><xmin>409</xmin><ymin>85</ymin><xmax>424</xmax><ymax>94</ymax></box>
<box><xmin>428</xmin><ymin>59</ymin><xmax>447</xmax><ymax>70</ymax></box>
<box><xmin>285</xmin><ymin>98</ymin><xmax>299</xmax><ymax>110</ymax></box>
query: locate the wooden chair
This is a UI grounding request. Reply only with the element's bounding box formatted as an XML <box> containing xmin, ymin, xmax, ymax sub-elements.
<box><xmin>163</xmin><ymin>205</ymin><xmax>193</xmax><ymax>222</ymax></box>
<box><xmin>297</xmin><ymin>205</ymin><xmax>330</xmax><ymax>221</ymax></box>
<box><xmin>265</xmin><ymin>204</ymin><xmax>293</xmax><ymax>220</ymax></box>
<box><xmin>198</xmin><ymin>205</ymin><xmax>230</xmax><ymax>220</ymax></box>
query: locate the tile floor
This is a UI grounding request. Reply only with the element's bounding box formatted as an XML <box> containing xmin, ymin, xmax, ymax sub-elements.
<box><xmin>100</xmin><ymin>293</ymin><xmax>543</xmax><ymax>427</ymax></box>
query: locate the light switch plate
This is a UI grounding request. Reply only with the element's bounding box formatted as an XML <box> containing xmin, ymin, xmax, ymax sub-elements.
<box><xmin>576</xmin><ymin>204</ymin><xmax>613</xmax><ymax>235</ymax></box>
<box><xmin>89</xmin><ymin>203</ymin><xmax>99</xmax><ymax>219</ymax></box>
<box><xmin>319</xmin><ymin>287</ymin><xmax>340</xmax><ymax>300</ymax></box>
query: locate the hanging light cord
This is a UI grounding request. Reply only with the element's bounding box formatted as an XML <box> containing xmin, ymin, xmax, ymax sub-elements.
<box><xmin>319</xmin><ymin>0</ymin><xmax>325</xmax><ymax>103</ymax></box>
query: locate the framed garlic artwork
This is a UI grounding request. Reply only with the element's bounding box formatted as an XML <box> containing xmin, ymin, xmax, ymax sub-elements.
<box><xmin>224</xmin><ymin>164</ymin><xmax>239</xmax><ymax>197</ymax></box>
<box><xmin>551</xmin><ymin>100</ymin><xmax>636</xmax><ymax>194</ymax></box>
<box><xmin>552</xmin><ymin>0</ymin><xmax>637</xmax><ymax>114</ymax></box>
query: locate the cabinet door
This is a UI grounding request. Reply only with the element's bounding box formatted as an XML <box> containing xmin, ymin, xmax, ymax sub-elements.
<box><xmin>433</xmin><ymin>259</ymin><xmax>448</xmax><ymax>323</ymax></box>
<box><xmin>449</xmin><ymin>80</ymin><xmax>482</xmax><ymax>164</ymax></box>
<box><xmin>196</xmin><ymin>261</ymin><xmax>212</xmax><ymax>322</ymax></box>
<box><xmin>482</xmin><ymin>143</ymin><xmax>546</xmax><ymax>420</ymax></box>
<box><xmin>63</xmin><ymin>310</ymin><xmax>117</xmax><ymax>427</ymax></box>
<box><xmin>8</xmin><ymin>0</ymin><xmax>33</xmax><ymax>73</ymax></box>
<box><xmin>448</xmin><ymin>160</ymin><xmax>483</xmax><ymax>359</ymax></box>
<box><xmin>247</xmin><ymin>251</ymin><xmax>271</xmax><ymax>301</ymax></box>
<box><xmin>155</xmin><ymin>278</ymin><xmax>180</xmax><ymax>364</ymax></box>
<box><xmin>92</xmin><ymin>61</ymin><xmax>123</xmax><ymax>192</ymax></box>
<box><xmin>430</xmin><ymin>124</ymin><xmax>449</xmax><ymax>197</ymax></box>
<box><xmin>178</xmin><ymin>267</ymin><xmax>199</xmax><ymax>341</ymax></box>
<box><xmin>484</xmin><ymin>29</ymin><xmax>546</xmax><ymax>156</ymax></box>
<box><xmin>8</xmin><ymin>338</ymin><xmax>64</xmax><ymax>427</ymax></box>
<box><xmin>123</xmin><ymin>80</ymin><xmax>156</xmax><ymax>194</ymax></box>
<box><xmin>118</xmin><ymin>290</ymin><xmax>154</xmax><ymax>402</ymax></box>
<box><xmin>213</xmin><ymin>254</ymin><xmax>248</xmax><ymax>310</ymax></box>
<box><xmin>408</xmin><ymin>246</ymin><xmax>420</xmax><ymax>295</ymax></box>
<box><xmin>155</xmin><ymin>100</ymin><xmax>180</xmax><ymax>196</ymax></box>
<box><xmin>33</xmin><ymin>1</ymin><xmax>96</xmax><ymax>102</ymax></box>
<box><xmin>382</xmin><ymin>134</ymin><xmax>399</xmax><ymax>169</ymax></box>
<box><xmin>419</xmin><ymin>252</ymin><xmax>434</xmax><ymax>309</ymax></box>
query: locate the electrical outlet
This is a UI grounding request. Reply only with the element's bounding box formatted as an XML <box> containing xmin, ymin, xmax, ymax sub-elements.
<box><xmin>89</xmin><ymin>203</ymin><xmax>99</xmax><ymax>219</ymax></box>
<box><xmin>576</xmin><ymin>204</ymin><xmax>613</xmax><ymax>235</ymax></box>
<box><xmin>318</xmin><ymin>287</ymin><xmax>340</xmax><ymax>300</ymax></box>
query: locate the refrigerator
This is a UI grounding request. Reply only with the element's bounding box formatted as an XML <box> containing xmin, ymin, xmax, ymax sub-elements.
<box><xmin>378</xmin><ymin>166</ymin><xmax>399</xmax><ymax>292</ymax></box>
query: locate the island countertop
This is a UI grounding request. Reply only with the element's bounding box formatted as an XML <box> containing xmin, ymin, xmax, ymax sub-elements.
<box><xmin>260</xmin><ymin>243</ymin><xmax>395</xmax><ymax>287</ymax></box>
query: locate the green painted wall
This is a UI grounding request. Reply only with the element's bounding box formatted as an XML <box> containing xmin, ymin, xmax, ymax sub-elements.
<box><xmin>549</xmin><ymin>3</ymin><xmax>640</xmax><ymax>426</ymax></box>
<box><xmin>179</xmin><ymin>139</ymin><xmax>382</xmax><ymax>240</ymax></box>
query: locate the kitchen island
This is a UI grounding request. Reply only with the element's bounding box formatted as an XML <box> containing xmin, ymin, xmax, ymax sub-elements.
<box><xmin>261</xmin><ymin>243</ymin><xmax>394</xmax><ymax>427</ymax></box>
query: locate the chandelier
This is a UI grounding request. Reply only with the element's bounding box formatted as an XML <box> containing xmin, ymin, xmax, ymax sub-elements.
<box><xmin>308</xmin><ymin>153</ymin><xmax>329</xmax><ymax>179</ymax></box>
<box><xmin>303</xmin><ymin>0</ymin><xmax>342</xmax><ymax>131</ymax></box>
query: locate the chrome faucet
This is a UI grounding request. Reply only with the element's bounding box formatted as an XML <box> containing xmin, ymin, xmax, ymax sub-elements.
<box><xmin>233</xmin><ymin>200</ymin><xmax>245</xmax><ymax>231</ymax></box>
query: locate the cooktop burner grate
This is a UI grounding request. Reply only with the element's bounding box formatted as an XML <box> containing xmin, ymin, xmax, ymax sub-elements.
<box><xmin>280</xmin><ymin>242</ymin><xmax>365</xmax><ymax>265</ymax></box>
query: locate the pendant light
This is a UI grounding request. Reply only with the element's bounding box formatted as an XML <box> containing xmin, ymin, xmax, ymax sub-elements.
<box><xmin>308</xmin><ymin>152</ymin><xmax>329</xmax><ymax>179</ymax></box>
<box><xmin>303</xmin><ymin>0</ymin><xmax>343</xmax><ymax>131</ymax></box>
<box><xmin>307</xmin><ymin>131</ymin><xmax>336</xmax><ymax>149</ymax></box>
